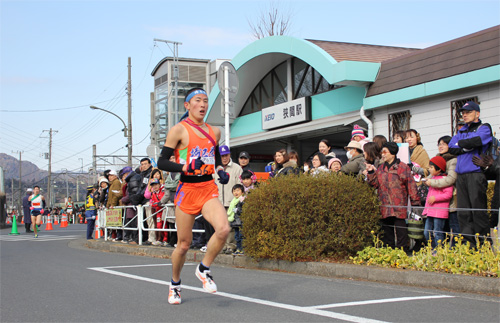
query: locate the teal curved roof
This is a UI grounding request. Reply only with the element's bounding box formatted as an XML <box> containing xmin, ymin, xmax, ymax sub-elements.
<box><xmin>206</xmin><ymin>36</ymin><xmax>386</xmax><ymax>125</ymax></box>
<box><xmin>207</xmin><ymin>36</ymin><xmax>339</xmax><ymax>119</ymax></box>
<box><xmin>233</xmin><ymin>36</ymin><xmax>338</xmax><ymax>81</ymax></box>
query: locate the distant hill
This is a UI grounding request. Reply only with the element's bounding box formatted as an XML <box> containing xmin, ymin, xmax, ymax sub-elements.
<box><xmin>0</xmin><ymin>153</ymin><xmax>48</xmax><ymax>183</ymax></box>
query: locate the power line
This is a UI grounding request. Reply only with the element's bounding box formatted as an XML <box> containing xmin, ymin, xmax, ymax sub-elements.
<box><xmin>134</xmin><ymin>42</ymin><xmax>157</xmax><ymax>92</ymax></box>
<box><xmin>11</xmin><ymin>130</ymin><xmax>123</xmax><ymax>180</ymax></box>
<box><xmin>54</xmin><ymin>86</ymin><xmax>127</xmax><ymax>144</ymax></box>
<box><xmin>0</xmin><ymin>97</ymin><xmax>127</xmax><ymax>113</ymax></box>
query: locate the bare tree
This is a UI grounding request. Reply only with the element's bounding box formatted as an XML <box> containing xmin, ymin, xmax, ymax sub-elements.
<box><xmin>248</xmin><ymin>1</ymin><xmax>293</xmax><ymax>40</ymax></box>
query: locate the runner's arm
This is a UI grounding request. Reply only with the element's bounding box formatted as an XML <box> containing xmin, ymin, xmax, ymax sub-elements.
<box><xmin>213</xmin><ymin>126</ymin><xmax>223</xmax><ymax>168</ymax></box>
<box><xmin>157</xmin><ymin>124</ymin><xmax>188</xmax><ymax>173</ymax></box>
<box><xmin>157</xmin><ymin>146</ymin><xmax>185</xmax><ymax>172</ymax></box>
<box><xmin>215</xmin><ymin>145</ymin><xmax>223</xmax><ymax>168</ymax></box>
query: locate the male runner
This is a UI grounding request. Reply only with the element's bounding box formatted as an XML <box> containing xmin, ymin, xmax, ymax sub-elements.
<box><xmin>29</xmin><ymin>186</ymin><xmax>45</xmax><ymax>238</ymax></box>
<box><xmin>157</xmin><ymin>88</ymin><xmax>230</xmax><ymax>305</ymax></box>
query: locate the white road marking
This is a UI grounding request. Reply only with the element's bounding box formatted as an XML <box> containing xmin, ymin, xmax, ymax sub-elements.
<box><xmin>0</xmin><ymin>235</ymin><xmax>81</xmax><ymax>242</ymax></box>
<box><xmin>89</xmin><ymin>264</ymin><xmax>390</xmax><ymax>323</ymax></box>
<box><xmin>310</xmin><ymin>295</ymin><xmax>455</xmax><ymax>309</ymax></box>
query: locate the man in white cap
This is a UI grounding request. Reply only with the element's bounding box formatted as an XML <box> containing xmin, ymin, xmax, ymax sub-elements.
<box><xmin>341</xmin><ymin>141</ymin><xmax>366</xmax><ymax>176</ymax></box>
<box><xmin>106</xmin><ymin>170</ymin><xmax>122</xmax><ymax>208</ymax></box>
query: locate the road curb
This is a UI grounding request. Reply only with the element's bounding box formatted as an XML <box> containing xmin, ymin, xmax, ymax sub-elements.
<box><xmin>84</xmin><ymin>239</ymin><xmax>500</xmax><ymax>296</ymax></box>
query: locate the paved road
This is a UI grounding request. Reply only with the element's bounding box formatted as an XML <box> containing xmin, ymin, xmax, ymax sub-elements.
<box><xmin>1</xmin><ymin>224</ymin><xmax>499</xmax><ymax>322</ymax></box>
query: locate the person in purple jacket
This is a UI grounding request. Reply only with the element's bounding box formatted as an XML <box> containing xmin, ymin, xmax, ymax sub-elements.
<box><xmin>448</xmin><ymin>101</ymin><xmax>492</xmax><ymax>246</ymax></box>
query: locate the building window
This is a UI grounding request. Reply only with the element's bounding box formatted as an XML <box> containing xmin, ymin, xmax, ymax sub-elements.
<box><xmin>293</xmin><ymin>58</ymin><xmax>335</xmax><ymax>100</ymax></box>
<box><xmin>388</xmin><ymin>110</ymin><xmax>411</xmax><ymax>140</ymax></box>
<box><xmin>239</xmin><ymin>58</ymin><xmax>335</xmax><ymax>117</ymax></box>
<box><xmin>450</xmin><ymin>96</ymin><xmax>479</xmax><ymax>135</ymax></box>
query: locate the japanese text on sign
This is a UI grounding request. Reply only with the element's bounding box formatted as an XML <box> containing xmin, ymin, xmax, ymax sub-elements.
<box><xmin>105</xmin><ymin>209</ymin><xmax>122</xmax><ymax>227</ymax></box>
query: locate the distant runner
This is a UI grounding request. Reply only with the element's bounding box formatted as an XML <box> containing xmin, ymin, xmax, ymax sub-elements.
<box><xmin>29</xmin><ymin>186</ymin><xmax>45</xmax><ymax>238</ymax></box>
<box><xmin>65</xmin><ymin>196</ymin><xmax>74</xmax><ymax>223</ymax></box>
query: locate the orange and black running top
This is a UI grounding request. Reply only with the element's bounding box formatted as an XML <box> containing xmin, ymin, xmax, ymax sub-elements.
<box><xmin>175</xmin><ymin>120</ymin><xmax>216</xmax><ymax>182</ymax></box>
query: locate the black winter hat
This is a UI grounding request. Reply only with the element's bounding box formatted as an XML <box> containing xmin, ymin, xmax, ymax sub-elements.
<box><xmin>383</xmin><ymin>142</ymin><xmax>399</xmax><ymax>156</ymax></box>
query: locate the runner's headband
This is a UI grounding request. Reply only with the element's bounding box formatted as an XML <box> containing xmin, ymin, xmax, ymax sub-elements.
<box><xmin>185</xmin><ymin>89</ymin><xmax>207</xmax><ymax>103</ymax></box>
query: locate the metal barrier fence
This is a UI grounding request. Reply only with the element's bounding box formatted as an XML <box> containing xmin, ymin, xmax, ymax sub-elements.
<box><xmin>379</xmin><ymin>204</ymin><xmax>499</xmax><ymax>245</ymax></box>
<box><xmin>96</xmin><ymin>203</ymin><xmax>205</xmax><ymax>245</ymax></box>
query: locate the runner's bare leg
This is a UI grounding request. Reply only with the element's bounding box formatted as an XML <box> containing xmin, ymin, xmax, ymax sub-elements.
<box><xmin>200</xmin><ymin>198</ymin><xmax>230</xmax><ymax>267</ymax></box>
<box><xmin>31</xmin><ymin>215</ymin><xmax>37</xmax><ymax>235</ymax></box>
<box><xmin>171</xmin><ymin>207</ymin><xmax>195</xmax><ymax>282</ymax></box>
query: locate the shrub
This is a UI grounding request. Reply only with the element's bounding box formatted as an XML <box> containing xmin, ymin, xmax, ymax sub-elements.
<box><xmin>242</xmin><ymin>173</ymin><xmax>381</xmax><ymax>261</ymax></box>
<box><xmin>351</xmin><ymin>230</ymin><xmax>500</xmax><ymax>277</ymax></box>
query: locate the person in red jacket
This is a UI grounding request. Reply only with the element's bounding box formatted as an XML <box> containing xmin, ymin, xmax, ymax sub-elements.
<box><xmin>145</xmin><ymin>178</ymin><xmax>165</xmax><ymax>245</ymax></box>
<box><xmin>422</xmin><ymin>156</ymin><xmax>453</xmax><ymax>249</ymax></box>
<box><xmin>366</xmin><ymin>142</ymin><xmax>420</xmax><ymax>251</ymax></box>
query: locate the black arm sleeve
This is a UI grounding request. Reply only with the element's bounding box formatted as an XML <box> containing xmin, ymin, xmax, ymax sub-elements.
<box><xmin>215</xmin><ymin>145</ymin><xmax>222</xmax><ymax>168</ymax></box>
<box><xmin>458</xmin><ymin>137</ymin><xmax>483</xmax><ymax>150</ymax></box>
<box><xmin>157</xmin><ymin>146</ymin><xmax>184</xmax><ymax>172</ymax></box>
<box><xmin>448</xmin><ymin>147</ymin><xmax>464</xmax><ymax>155</ymax></box>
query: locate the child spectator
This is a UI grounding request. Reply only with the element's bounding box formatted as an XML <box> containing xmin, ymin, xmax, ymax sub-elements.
<box><xmin>351</xmin><ymin>124</ymin><xmax>370</xmax><ymax>149</ymax></box>
<box><xmin>240</xmin><ymin>170</ymin><xmax>257</xmax><ymax>192</ymax></box>
<box><xmin>227</xmin><ymin>170</ymin><xmax>258</xmax><ymax>255</ymax></box>
<box><xmin>228</xmin><ymin>184</ymin><xmax>245</xmax><ymax>255</ymax></box>
<box><xmin>423</xmin><ymin>156</ymin><xmax>453</xmax><ymax>249</ymax></box>
<box><xmin>145</xmin><ymin>178</ymin><xmax>165</xmax><ymax>246</ymax></box>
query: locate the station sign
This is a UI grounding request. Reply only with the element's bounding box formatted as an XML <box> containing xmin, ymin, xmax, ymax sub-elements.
<box><xmin>261</xmin><ymin>97</ymin><xmax>310</xmax><ymax>130</ymax></box>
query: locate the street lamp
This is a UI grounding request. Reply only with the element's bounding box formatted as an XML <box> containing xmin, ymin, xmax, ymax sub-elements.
<box><xmin>89</xmin><ymin>105</ymin><xmax>132</xmax><ymax>166</ymax></box>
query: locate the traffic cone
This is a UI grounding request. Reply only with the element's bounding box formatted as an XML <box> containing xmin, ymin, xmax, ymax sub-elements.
<box><xmin>21</xmin><ymin>217</ymin><xmax>25</xmax><ymax>224</ymax></box>
<box><xmin>94</xmin><ymin>215</ymin><xmax>102</xmax><ymax>239</ymax></box>
<box><xmin>61</xmin><ymin>214</ymin><xmax>68</xmax><ymax>228</ymax></box>
<box><xmin>6</xmin><ymin>216</ymin><xmax>11</xmax><ymax>224</ymax></box>
<box><xmin>45</xmin><ymin>214</ymin><xmax>53</xmax><ymax>231</ymax></box>
<box><xmin>54</xmin><ymin>215</ymin><xmax>59</xmax><ymax>225</ymax></box>
<box><xmin>9</xmin><ymin>216</ymin><xmax>20</xmax><ymax>235</ymax></box>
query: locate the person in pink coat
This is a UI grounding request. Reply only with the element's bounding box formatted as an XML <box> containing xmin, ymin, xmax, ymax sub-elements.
<box><xmin>423</xmin><ymin>156</ymin><xmax>453</xmax><ymax>248</ymax></box>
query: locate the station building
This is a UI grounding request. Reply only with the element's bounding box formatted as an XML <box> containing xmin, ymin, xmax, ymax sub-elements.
<box><xmin>152</xmin><ymin>25</ymin><xmax>500</xmax><ymax>170</ymax></box>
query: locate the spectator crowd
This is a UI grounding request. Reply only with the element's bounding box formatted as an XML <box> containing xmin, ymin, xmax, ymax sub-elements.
<box><xmin>86</xmin><ymin>101</ymin><xmax>498</xmax><ymax>255</ymax></box>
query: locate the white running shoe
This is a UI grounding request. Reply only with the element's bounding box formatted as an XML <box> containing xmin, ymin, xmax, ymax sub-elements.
<box><xmin>195</xmin><ymin>266</ymin><xmax>217</xmax><ymax>293</ymax></box>
<box><xmin>168</xmin><ymin>285</ymin><xmax>181</xmax><ymax>305</ymax></box>
<box><xmin>200</xmin><ymin>245</ymin><xmax>207</xmax><ymax>252</ymax></box>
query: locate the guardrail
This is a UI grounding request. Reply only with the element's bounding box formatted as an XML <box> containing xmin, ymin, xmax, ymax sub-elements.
<box><xmin>96</xmin><ymin>203</ymin><xmax>205</xmax><ymax>245</ymax></box>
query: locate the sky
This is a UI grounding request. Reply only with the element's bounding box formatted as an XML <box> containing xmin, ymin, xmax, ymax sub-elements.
<box><xmin>1</xmin><ymin>0</ymin><xmax>499</xmax><ymax>178</ymax></box>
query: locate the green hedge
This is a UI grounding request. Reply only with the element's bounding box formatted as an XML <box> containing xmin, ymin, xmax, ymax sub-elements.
<box><xmin>242</xmin><ymin>173</ymin><xmax>381</xmax><ymax>261</ymax></box>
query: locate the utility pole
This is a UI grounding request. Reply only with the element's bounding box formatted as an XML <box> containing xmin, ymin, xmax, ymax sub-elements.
<box><xmin>76</xmin><ymin>175</ymin><xmax>79</xmax><ymax>202</ymax></box>
<box><xmin>42</xmin><ymin>128</ymin><xmax>57</xmax><ymax>206</ymax></box>
<box><xmin>11</xmin><ymin>178</ymin><xmax>14</xmax><ymax>212</ymax></box>
<box><xmin>127</xmin><ymin>57</ymin><xmax>133</xmax><ymax>167</ymax></box>
<box><xmin>78</xmin><ymin>158</ymin><xmax>83</xmax><ymax>202</ymax></box>
<box><xmin>12</xmin><ymin>150</ymin><xmax>23</xmax><ymax>214</ymax></box>
<box><xmin>93</xmin><ymin>145</ymin><xmax>97</xmax><ymax>183</ymax></box>
<box><xmin>63</xmin><ymin>169</ymin><xmax>69</xmax><ymax>198</ymax></box>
